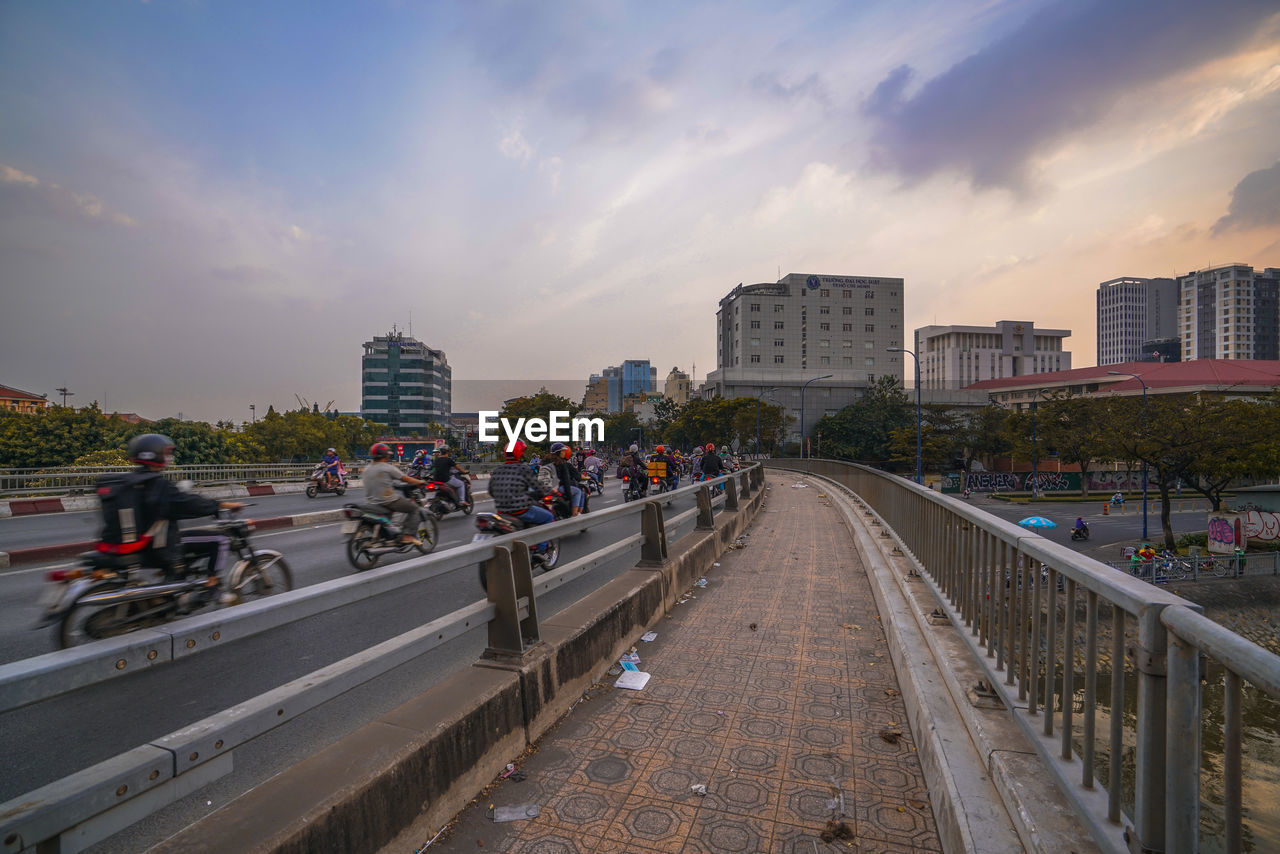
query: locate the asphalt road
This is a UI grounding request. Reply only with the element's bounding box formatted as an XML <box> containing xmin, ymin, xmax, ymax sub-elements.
<box><xmin>0</xmin><ymin>478</ymin><xmax>715</xmax><ymax>854</ymax></box>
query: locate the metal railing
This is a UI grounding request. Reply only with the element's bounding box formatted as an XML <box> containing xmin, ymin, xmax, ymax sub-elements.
<box><xmin>768</xmin><ymin>460</ymin><xmax>1280</xmax><ymax>854</ymax></box>
<box><xmin>0</xmin><ymin>465</ymin><xmax>763</xmax><ymax>854</ymax></box>
<box><xmin>1106</xmin><ymin>552</ymin><xmax>1280</xmax><ymax>584</ymax></box>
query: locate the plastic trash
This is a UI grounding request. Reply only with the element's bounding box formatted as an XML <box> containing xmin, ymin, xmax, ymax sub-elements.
<box><xmin>621</xmin><ymin>661</ymin><xmax>639</xmax><ymax>672</ymax></box>
<box><xmin>690</xmin><ymin>784</ymin><xmax>708</xmax><ymax>796</ymax></box>
<box><xmin>615</xmin><ymin>670</ymin><xmax>651</xmax><ymax>690</ymax></box>
<box><xmin>492</xmin><ymin>804</ymin><xmax>540</xmax><ymax>822</ymax></box>
<box><xmin>695</xmin><ymin>577</ymin><xmax>708</xmax><ymax>587</ymax></box>
<box><xmin>640</xmin><ymin>631</ymin><xmax>658</xmax><ymax>642</ymax></box>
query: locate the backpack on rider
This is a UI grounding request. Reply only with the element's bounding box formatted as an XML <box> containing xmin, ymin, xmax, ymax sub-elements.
<box><xmin>96</xmin><ymin>470</ymin><xmax>166</xmax><ymax>554</ymax></box>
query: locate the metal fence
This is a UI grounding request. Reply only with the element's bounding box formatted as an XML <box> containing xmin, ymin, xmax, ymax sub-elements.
<box><xmin>768</xmin><ymin>460</ymin><xmax>1280</xmax><ymax>854</ymax></box>
<box><xmin>0</xmin><ymin>465</ymin><xmax>762</xmax><ymax>854</ymax></box>
<box><xmin>1106</xmin><ymin>552</ymin><xmax>1280</xmax><ymax>585</ymax></box>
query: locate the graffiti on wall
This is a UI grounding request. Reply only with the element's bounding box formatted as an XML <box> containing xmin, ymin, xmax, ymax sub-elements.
<box><xmin>1242</xmin><ymin>509</ymin><xmax>1280</xmax><ymax>542</ymax></box>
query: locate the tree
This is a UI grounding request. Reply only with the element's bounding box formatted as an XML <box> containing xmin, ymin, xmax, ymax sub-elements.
<box><xmin>650</xmin><ymin>397</ymin><xmax>683</xmax><ymax>438</ymax></box>
<box><xmin>600</xmin><ymin>411</ymin><xmax>643</xmax><ymax>451</ymax></box>
<box><xmin>730</xmin><ymin>401</ymin><xmax>786</xmax><ymax>456</ymax></box>
<box><xmin>811</xmin><ymin>377</ymin><xmax>910</xmax><ymax>467</ymax></box>
<box><xmin>1180</xmin><ymin>397</ymin><xmax>1280</xmax><ymax>510</ymax></box>
<box><xmin>1033</xmin><ymin>397</ymin><xmax>1114</xmax><ymax>497</ymax></box>
<box><xmin>954</xmin><ymin>405</ymin><xmax>1012</xmax><ymax>474</ymax></box>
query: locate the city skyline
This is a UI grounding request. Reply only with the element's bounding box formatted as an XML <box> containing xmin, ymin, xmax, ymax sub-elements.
<box><xmin>2</xmin><ymin>1</ymin><xmax>1279</xmax><ymax>423</ymax></box>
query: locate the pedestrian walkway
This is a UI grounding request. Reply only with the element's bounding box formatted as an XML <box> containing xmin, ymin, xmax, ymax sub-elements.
<box><xmin>421</xmin><ymin>474</ymin><xmax>943</xmax><ymax>853</ymax></box>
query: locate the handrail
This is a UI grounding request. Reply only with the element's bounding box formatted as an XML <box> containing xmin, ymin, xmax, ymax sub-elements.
<box><xmin>766</xmin><ymin>459</ymin><xmax>1280</xmax><ymax>854</ymax></box>
<box><xmin>0</xmin><ymin>465</ymin><xmax>762</xmax><ymax>854</ymax></box>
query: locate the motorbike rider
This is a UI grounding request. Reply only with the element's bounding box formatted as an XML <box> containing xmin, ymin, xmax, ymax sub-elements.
<box><xmin>96</xmin><ymin>433</ymin><xmax>244</xmax><ymax>582</ymax></box>
<box><xmin>322</xmin><ymin>447</ymin><xmax>342</xmax><ymax>488</ymax></box>
<box><xmin>549</xmin><ymin>442</ymin><xmax>587</xmax><ymax>516</ymax></box>
<box><xmin>1073</xmin><ymin>516</ymin><xmax>1088</xmax><ymax>537</ymax></box>
<box><xmin>649</xmin><ymin>444</ymin><xmax>679</xmax><ymax>491</ymax></box>
<box><xmin>581</xmin><ymin>447</ymin><xmax>605</xmax><ymax>487</ymax></box>
<box><xmin>362</xmin><ymin>442</ymin><xmax>428</xmax><ymax>545</ymax></box>
<box><xmin>699</xmin><ymin>442</ymin><xmax>724</xmax><ymax>479</ymax></box>
<box><xmin>429</xmin><ymin>446</ymin><xmax>470</xmax><ymax>508</ymax></box>
<box><xmin>626</xmin><ymin>443</ymin><xmax>648</xmax><ymax>496</ymax></box>
<box><xmin>489</xmin><ymin>440</ymin><xmax>555</xmax><ymax>527</ymax></box>
<box><xmin>408</xmin><ymin>448</ymin><xmax>431</xmax><ymax>478</ymax></box>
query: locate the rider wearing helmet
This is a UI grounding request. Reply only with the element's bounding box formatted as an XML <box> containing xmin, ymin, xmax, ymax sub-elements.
<box><xmin>322</xmin><ymin>447</ymin><xmax>342</xmax><ymax>488</ymax></box>
<box><xmin>649</xmin><ymin>444</ymin><xmax>679</xmax><ymax>491</ymax></box>
<box><xmin>429</xmin><ymin>446</ymin><xmax>470</xmax><ymax>508</ymax></box>
<box><xmin>699</xmin><ymin>442</ymin><xmax>724</xmax><ymax>479</ymax></box>
<box><xmin>550</xmin><ymin>442</ymin><xmax>586</xmax><ymax>516</ymax></box>
<box><xmin>581</xmin><ymin>447</ymin><xmax>605</xmax><ymax>487</ymax></box>
<box><xmin>361</xmin><ymin>442</ymin><xmax>428</xmax><ymax>545</ymax></box>
<box><xmin>489</xmin><ymin>440</ymin><xmax>555</xmax><ymax>526</ymax></box>
<box><xmin>96</xmin><ymin>433</ymin><xmax>244</xmax><ymax>581</ymax></box>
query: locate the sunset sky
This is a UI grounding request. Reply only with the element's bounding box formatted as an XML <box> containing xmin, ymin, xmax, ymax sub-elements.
<box><xmin>3</xmin><ymin>0</ymin><xmax>1279</xmax><ymax>422</ymax></box>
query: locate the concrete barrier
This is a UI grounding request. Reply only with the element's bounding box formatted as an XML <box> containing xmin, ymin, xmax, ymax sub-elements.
<box><xmin>150</xmin><ymin>481</ymin><xmax>767</xmax><ymax>854</ymax></box>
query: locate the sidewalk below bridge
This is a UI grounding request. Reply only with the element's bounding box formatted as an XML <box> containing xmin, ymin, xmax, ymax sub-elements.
<box><xmin>397</xmin><ymin>473</ymin><xmax>953</xmax><ymax>853</ymax></box>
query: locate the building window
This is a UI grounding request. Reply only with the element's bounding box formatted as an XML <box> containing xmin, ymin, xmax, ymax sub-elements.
<box><xmin>774</xmin><ymin>355</ymin><xmax>785</xmax><ymax>364</ymax></box>
<box><xmin>843</xmin><ymin>290</ymin><xmax>851</xmax><ymax>298</ymax></box>
<box><xmin>774</xmin><ymin>321</ymin><xmax>784</xmax><ymax>329</ymax></box>
<box><xmin>843</xmin><ymin>307</ymin><xmax>852</xmax><ymax>315</ymax></box>
<box><xmin>865</xmin><ymin>291</ymin><xmax>875</xmax><ymax>299</ymax></box>
<box><xmin>819</xmin><ymin>322</ymin><xmax>830</xmax><ymax>331</ymax></box>
<box><xmin>842</xmin><ymin>340</ymin><xmax>852</xmax><ymax>349</ymax></box>
<box><xmin>843</xmin><ymin>323</ymin><xmax>852</xmax><ymax>331</ymax></box>
<box><xmin>820</xmin><ymin>356</ymin><xmax>830</xmax><ymax>365</ymax></box>
<box><xmin>865</xmin><ymin>357</ymin><xmax>876</xmax><ymax>366</ymax></box>
<box><xmin>865</xmin><ymin>341</ymin><xmax>875</xmax><ymax>349</ymax></box>
<box><xmin>750</xmin><ymin>320</ymin><xmax>760</xmax><ymax>329</ymax></box>
<box><xmin>865</xmin><ymin>307</ymin><xmax>875</xmax><ymax>316</ymax></box>
<box><xmin>865</xmin><ymin>324</ymin><xmax>874</xmax><ymax>333</ymax></box>
<box><xmin>868</xmin><ymin>373</ymin><xmax>876</xmax><ymax>381</ymax></box>
<box><xmin>819</xmin><ymin>306</ymin><xmax>830</xmax><ymax>315</ymax></box>
<box><xmin>774</xmin><ymin>339</ymin><xmax>785</xmax><ymax>346</ymax></box>
<box><xmin>750</xmin><ymin>354</ymin><xmax>760</xmax><ymax>363</ymax></box>
<box><xmin>774</xmin><ymin>304</ymin><xmax>784</xmax><ymax>312</ymax></box>
<box><xmin>843</xmin><ymin>357</ymin><xmax>853</xmax><ymax>366</ymax></box>
<box><xmin>820</xmin><ymin>289</ymin><xmax>830</xmax><ymax>297</ymax></box>
<box><xmin>750</xmin><ymin>303</ymin><xmax>760</xmax><ymax>312</ymax></box>
<box><xmin>750</xmin><ymin>338</ymin><xmax>760</xmax><ymax>346</ymax></box>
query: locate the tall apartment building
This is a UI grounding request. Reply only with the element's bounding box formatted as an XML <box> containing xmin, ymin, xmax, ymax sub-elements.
<box><xmin>1096</xmin><ymin>277</ymin><xmax>1177</xmax><ymax>365</ymax></box>
<box><xmin>915</xmin><ymin>321</ymin><xmax>1071</xmax><ymax>390</ymax></box>
<box><xmin>663</xmin><ymin>367</ymin><xmax>691</xmax><ymax>405</ymax></box>
<box><xmin>581</xmin><ymin>375</ymin><xmax>609</xmax><ymax>412</ymax></box>
<box><xmin>704</xmin><ymin>272</ymin><xmax>905</xmax><ymax>440</ymax></box>
<box><xmin>587</xmin><ymin>360</ymin><xmax>657</xmax><ymax>413</ymax></box>
<box><xmin>1178</xmin><ymin>264</ymin><xmax>1280</xmax><ymax>361</ymax></box>
<box><xmin>360</xmin><ymin>330</ymin><xmax>451</xmax><ymax>434</ymax></box>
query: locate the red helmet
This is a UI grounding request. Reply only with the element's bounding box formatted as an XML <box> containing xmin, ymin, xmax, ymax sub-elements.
<box><xmin>655</xmin><ymin>444</ymin><xmax>665</xmax><ymax>454</ymax></box>
<box><xmin>369</xmin><ymin>442</ymin><xmax>392</xmax><ymax>459</ymax></box>
<box><xmin>705</xmin><ymin>443</ymin><xmax>715</xmax><ymax>452</ymax></box>
<box><xmin>506</xmin><ymin>439</ymin><xmax>527</xmax><ymax>461</ymax></box>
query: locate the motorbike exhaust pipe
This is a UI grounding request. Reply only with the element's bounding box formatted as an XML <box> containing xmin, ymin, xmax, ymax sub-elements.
<box><xmin>78</xmin><ymin>580</ymin><xmax>202</xmax><ymax>606</ymax></box>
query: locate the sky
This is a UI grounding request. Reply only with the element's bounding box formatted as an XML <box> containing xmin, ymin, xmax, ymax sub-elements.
<box><xmin>2</xmin><ymin>0</ymin><xmax>1279</xmax><ymax>422</ymax></box>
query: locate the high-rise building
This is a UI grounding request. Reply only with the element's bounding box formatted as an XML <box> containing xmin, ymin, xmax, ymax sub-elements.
<box><xmin>360</xmin><ymin>330</ymin><xmax>451</xmax><ymax>434</ymax></box>
<box><xmin>703</xmin><ymin>272</ymin><xmax>905</xmax><ymax>441</ymax></box>
<box><xmin>1095</xmin><ymin>277</ymin><xmax>1177</xmax><ymax>365</ymax></box>
<box><xmin>588</xmin><ymin>360</ymin><xmax>658</xmax><ymax>412</ymax></box>
<box><xmin>663</xmin><ymin>367</ymin><xmax>691</xmax><ymax>404</ymax></box>
<box><xmin>581</xmin><ymin>375</ymin><xmax>609</xmax><ymax>412</ymax></box>
<box><xmin>915</xmin><ymin>321</ymin><xmax>1072</xmax><ymax>389</ymax></box>
<box><xmin>1179</xmin><ymin>264</ymin><xmax>1280</xmax><ymax>361</ymax></box>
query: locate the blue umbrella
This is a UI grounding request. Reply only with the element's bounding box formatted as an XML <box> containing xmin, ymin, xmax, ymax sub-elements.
<box><xmin>1018</xmin><ymin>516</ymin><xmax>1057</xmax><ymax>529</ymax></box>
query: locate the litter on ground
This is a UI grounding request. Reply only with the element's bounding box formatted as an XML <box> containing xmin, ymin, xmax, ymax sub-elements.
<box><xmin>695</xmin><ymin>578</ymin><xmax>708</xmax><ymax>587</ymax></box>
<box><xmin>491</xmin><ymin>804</ymin><xmax>540</xmax><ymax>822</ymax></box>
<box><xmin>690</xmin><ymin>784</ymin><xmax>708</xmax><ymax>796</ymax></box>
<box><xmin>615</xmin><ymin>670</ymin><xmax>651</xmax><ymax>690</ymax></box>
<box><xmin>640</xmin><ymin>631</ymin><xmax>658</xmax><ymax>642</ymax></box>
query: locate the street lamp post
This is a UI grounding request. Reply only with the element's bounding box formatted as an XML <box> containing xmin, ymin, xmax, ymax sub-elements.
<box><xmin>887</xmin><ymin>348</ymin><xmax>922</xmax><ymax>483</ymax></box>
<box><xmin>249</xmin><ymin>404</ymin><xmax>256</xmax><ymax>424</ymax></box>
<box><xmin>799</xmin><ymin>375</ymin><xmax>833</xmax><ymax>459</ymax></box>
<box><xmin>756</xmin><ymin>387</ymin><xmax>778</xmax><ymax>459</ymax></box>
<box><xmin>1108</xmin><ymin>371</ymin><xmax>1150</xmax><ymax>540</ymax></box>
<box><xmin>1030</xmin><ymin>390</ymin><xmax>1043</xmax><ymax>500</ymax></box>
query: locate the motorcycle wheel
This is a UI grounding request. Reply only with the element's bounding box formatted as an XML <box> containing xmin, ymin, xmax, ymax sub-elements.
<box><xmin>539</xmin><ymin>539</ymin><xmax>561</xmax><ymax>570</ymax></box>
<box><xmin>335</xmin><ymin>485</ymin><xmax>346</xmax><ymax>496</ymax></box>
<box><xmin>415</xmin><ymin>512</ymin><xmax>439</xmax><ymax>554</ymax></box>
<box><xmin>347</xmin><ymin>522</ymin><xmax>381</xmax><ymax>571</ymax></box>
<box><xmin>58</xmin><ymin>582</ymin><xmax>152</xmax><ymax>648</ymax></box>
<box><xmin>306</xmin><ymin>484</ymin><xmax>318</xmax><ymax>498</ymax></box>
<box><xmin>462</xmin><ymin>499</ymin><xmax>474</xmax><ymax>516</ymax></box>
<box><xmin>226</xmin><ymin>551</ymin><xmax>294</xmax><ymax>603</ymax></box>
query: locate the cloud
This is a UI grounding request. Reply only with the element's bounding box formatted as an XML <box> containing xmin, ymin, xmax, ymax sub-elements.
<box><xmin>863</xmin><ymin>0</ymin><xmax>1280</xmax><ymax>192</ymax></box>
<box><xmin>1214</xmin><ymin>160</ymin><xmax>1280</xmax><ymax>234</ymax></box>
<box><xmin>750</xmin><ymin>71</ymin><xmax>830</xmax><ymax>108</ymax></box>
<box><xmin>499</xmin><ymin>126</ymin><xmax>534</xmax><ymax>165</ymax></box>
<box><xmin>649</xmin><ymin>47</ymin><xmax>684</xmax><ymax>84</ymax></box>
<box><xmin>547</xmin><ymin>71</ymin><xmax>671</xmax><ymax>141</ymax></box>
<box><xmin>1</xmin><ymin>163</ymin><xmax>137</xmax><ymax>226</ymax></box>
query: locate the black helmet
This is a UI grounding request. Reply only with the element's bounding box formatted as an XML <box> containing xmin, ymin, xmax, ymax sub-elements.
<box><xmin>369</xmin><ymin>442</ymin><xmax>392</xmax><ymax>459</ymax></box>
<box><xmin>128</xmin><ymin>433</ymin><xmax>174</xmax><ymax>468</ymax></box>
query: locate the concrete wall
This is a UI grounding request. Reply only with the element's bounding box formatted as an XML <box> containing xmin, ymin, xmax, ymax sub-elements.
<box><xmin>151</xmin><ymin>474</ymin><xmax>766</xmax><ymax>854</ymax></box>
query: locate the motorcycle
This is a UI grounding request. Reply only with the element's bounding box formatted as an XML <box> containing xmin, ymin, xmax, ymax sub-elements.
<box><xmin>425</xmin><ymin>474</ymin><xmax>474</xmax><ymax>520</ymax></box>
<box><xmin>306</xmin><ymin>463</ymin><xmax>348</xmax><ymax>498</ymax></box>
<box><xmin>620</xmin><ymin>471</ymin><xmax>645</xmax><ymax>502</ymax></box>
<box><xmin>341</xmin><ymin>483</ymin><xmax>439</xmax><ymax>570</ymax></box>
<box><xmin>1070</xmin><ymin>525</ymin><xmax>1090</xmax><ymax>541</ymax></box>
<box><xmin>581</xmin><ymin>470</ymin><xmax>604</xmax><ymax>498</ymax></box>
<box><xmin>38</xmin><ymin>508</ymin><xmax>292</xmax><ymax>648</ymax></box>
<box><xmin>473</xmin><ymin>501</ymin><xmax>563</xmax><ymax>591</ymax></box>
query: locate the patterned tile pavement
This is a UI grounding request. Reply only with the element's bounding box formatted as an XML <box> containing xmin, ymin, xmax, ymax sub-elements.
<box><xmin>433</xmin><ymin>474</ymin><xmax>942</xmax><ymax>853</ymax></box>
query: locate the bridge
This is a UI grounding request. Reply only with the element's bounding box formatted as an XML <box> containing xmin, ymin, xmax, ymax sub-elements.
<box><xmin>0</xmin><ymin>462</ymin><xmax>1276</xmax><ymax>853</ymax></box>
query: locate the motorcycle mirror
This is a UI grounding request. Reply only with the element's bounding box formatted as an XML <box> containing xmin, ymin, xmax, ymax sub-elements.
<box><xmin>177</xmin><ymin>480</ymin><xmax>195</xmax><ymax>492</ymax></box>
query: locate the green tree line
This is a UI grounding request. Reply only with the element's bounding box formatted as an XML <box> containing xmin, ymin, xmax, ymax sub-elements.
<box><xmin>0</xmin><ymin>404</ymin><xmax>387</xmax><ymax>468</ymax></box>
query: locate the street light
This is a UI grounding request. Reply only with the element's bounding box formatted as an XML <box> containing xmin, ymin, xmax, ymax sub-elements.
<box><xmin>249</xmin><ymin>404</ymin><xmax>256</xmax><ymax>424</ymax></box>
<box><xmin>1108</xmin><ymin>371</ymin><xmax>1150</xmax><ymax>540</ymax></box>
<box><xmin>756</xmin><ymin>387</ymin><xmax>778</xmax><ymax>459</ymax></box>
<box><xmin>799</xmin><ymin>375</ymin><xmax>833</xmax><ymax>459</ymax></box>
<box><xmin>887</xmin><ymin>348</ymin><xmax>922</xmax><ymax>483</ymax></box>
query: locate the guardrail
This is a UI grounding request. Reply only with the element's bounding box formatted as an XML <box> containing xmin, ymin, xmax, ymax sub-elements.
<box><xmin>1106</xmin><ymin>552</ymin><xmax>1280</xmax><ymax>584</ymax></box>
<box><xmin>0</xmin><ymin>464</ymin><xmax>763</xmax><ymax>854</ymax></box>
<box><xmin>768</xmin><ymin>460</ymin><xmax>1280</xmax><ymax>854</ymax></box>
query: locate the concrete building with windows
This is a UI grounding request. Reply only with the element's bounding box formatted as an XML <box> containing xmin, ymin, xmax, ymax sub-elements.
<box><xmin>581</xmin><ymin>375</ymin><xmax>609</xmax><ymax>413</ymax></box>
<box><xmin>1096</xmin><ymin>277</ymin><xmax>1177</xmax><ymax>365</ymax></box>
<box><xmin>585</xmin><ymin>360</ymin><xmax>658</xmax><ymax>413</ymax></box>
<box><xmin>914</xmin><ymin>321</ymin><xmax>1072</xmax><ymax>390</ymax></box>
<box><xmin>360</xmin><ymin>330</ymin><xmax>451</xmax><ymax>434</ymax></box>
<box><xmin>703</xmin><ymin>272</ymin><xmax>906</xmax><ymax>441</ymax></box>
<box><xmin>663</xmin><ymin>367</ymin><xmax>691</xmax><ymax>405</ymax></box>
<box><xmin>1178</xmin><ymin>263</ymin><xmax>1280</xmax><ymax>361</ymax></box>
